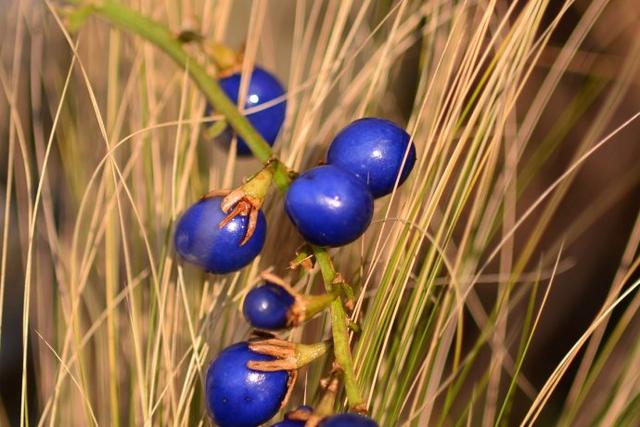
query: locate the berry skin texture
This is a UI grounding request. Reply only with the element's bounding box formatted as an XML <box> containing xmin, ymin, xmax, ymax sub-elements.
<box><xmin>174</xmin><ymin>196</ymin><xmax>266</xmax><ymax>274</ymax></box>
<box><xmin>217</xmin><ymin>67</ymin><xmax>286</xmax><ymax>155</ymax></box>
<box><xmin>320</xmin><ymin>413</ymin><xmax>379</xmax><ymax>427</ymax></box>
<box><xmin>206</xmin><ymin>342</ymin><xmax>289</xmax><ymax>427</ymax></box>
<box><xmin>285</xmin><ymin>165</ymin><xmax>374</xmax><ymax>247</ymax></box>
<box><xmin>327</xmin><ymin>117</ymin><xmax>416</xmax><ymax>198</ymax></box>
<box><xmin>243</xmin><ymin>282</ymin><xmax>295</xmax><ymax>330</ymax></box>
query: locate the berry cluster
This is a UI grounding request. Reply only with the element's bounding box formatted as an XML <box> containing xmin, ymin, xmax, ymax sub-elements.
<box><xmin>286</xmin><ymin>117</ymin><xmax>416</xmax><ymax>247</ymax></box>
<box><xmin>174</xmin><ymin>65</ymin><xmax>416</xmax><ymax>426</ymax></box>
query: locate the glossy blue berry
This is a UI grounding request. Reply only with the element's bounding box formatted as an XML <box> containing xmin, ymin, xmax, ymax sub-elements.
<box><xmin>327</xmin><ymin>117</ymin><xmax>416</xmax><ymax>198</ymax></box>
<box><xmin>174</xmin><ymin>196</ymin><xmax>266</xmax><ymax>274</ymax></box>
<box><xmin>285</xmin><ymin>165</ymin><xmax>373</xmax><ymax>247</ymax></box>
<box><xmin>215</xmin><ymin>67</ymin><xmax>286</xmax><ymax>155</ymax></box>
<box><xmin>243</xmin><ymin>282</ymin><xmax>295</xmax><ymax>330</ymax></box>
<box><xmin>271</xmin><ymin>405</ymin><xmax>313</xmax><ymax>427</ymax></box>
<box><xmin>206</xmin><ymin>342</ymin><xmax>289</xmax><ymax>427</ymax></box>
<box><xmin>320</xmin><ymin>413</ymin><xmax>378</xmax><ymax>427</ymax></box>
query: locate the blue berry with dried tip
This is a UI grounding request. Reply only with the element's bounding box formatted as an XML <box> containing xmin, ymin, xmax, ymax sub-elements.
<box><xmin>215</xmin><ymin>67</ymin><xmax>286</xmax><ymax>155</ymax></box>
<box><xmin>320</xmin><ymin>413</ymin><xmax>378</xmax><ymax>427</ymax></box>
<box><xmin>285</xmin><ymin>165</ymin><xmax>374</xmax><ymax>247</ymax></box>
<box><xmin>243</xmin><ymin>282</ymin><xmax>295</xmax><ymax>330</ymax></box>
<box><xmin>206</xmin><ymin>342</ymin><xmax>289</xmax><ymax>427</ymax></box>
<box><xmin>174</xmin><ymin>196</ymin><xmax>266</xmax><ymax>274</ymax></box>
<box><xmin>327</xmin><ymin>117</ymin><xmax>416</xmax><ymax>198</ymax></box>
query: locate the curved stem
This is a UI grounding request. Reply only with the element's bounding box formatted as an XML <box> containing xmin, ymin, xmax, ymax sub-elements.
<box><xmin>314</xmin><ymin>247</ymin><xmax>365</xmax><ymax>411</ymax></box>
<box><xmin>85</xmin><ymin>0</ymin><xmax>364</xmax><ymax>411</ymax></box>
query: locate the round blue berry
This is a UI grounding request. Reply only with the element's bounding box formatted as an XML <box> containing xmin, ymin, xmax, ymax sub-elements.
<box><xmin>243</xmin><ymin>282</ymin><xmax>295</xmax><ymax>330</ymax></box>
<box><xmin>320</xmin><ymin>413</ymin><xmax>378</xmax><ymax>427</ymax></box>
<box><xmin>285</xmin><ymin>165</ymin><xmax>373</xmax><ymax>247</ymax></box>
<box><xmin>174</xmin><ymin>196</ymin><xmax>266</xmax><ymax>274</ymax></box>
<box><xmin>327</xmin><ymin>117</ymin><xmax>416</xmax><ymax>198</ymax></box>
<box><xmin>206</xmin><ymin>342</ymin><xmax>289</xmax><ymax>427</ymax></box>
<box><xmin>215</xmin><ymin>67</ymin><xmax>286</xmax><ymax>155</ymax></box>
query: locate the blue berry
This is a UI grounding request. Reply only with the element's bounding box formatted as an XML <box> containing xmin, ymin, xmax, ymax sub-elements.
<box><xmin>321</xmin><ymin>413</ymin><xmax>378</xmax><ymax>427</ymax></box>
<box><xmin>285</xmin><ymin>165</ymin><xmax>373</xmax><ymax>247</ymax></box>
<box><xmin>243</xmin><ymin>282</ymin><xmax>295</xmax><ymax>330</ymax></box>
<box><xmin>327</xmin><ymin>117</ymin><xmax>416</xmax><ymax>198</ymax></box>
<box><xmin>174</xmin><ymin>196</ymin><xmax>266</xmax><ymax>274</ymax></box>
<box><xmin>216</xmin><ymin>67</ymin><xmax>286</xmax><ymax>155</ymax></box>
<box><xmin>206</xmin><ymin>342</ymin><xmax>289</xmax><ymax>427</ymax></box>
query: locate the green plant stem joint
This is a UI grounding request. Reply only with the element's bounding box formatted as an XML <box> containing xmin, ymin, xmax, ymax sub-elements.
<box><xmin>289</xmin><ymin>290</ymin><xmax>339</xmax><ymax>327</ymax></box>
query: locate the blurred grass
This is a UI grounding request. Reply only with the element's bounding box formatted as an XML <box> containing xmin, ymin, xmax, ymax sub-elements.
<box><xmin>1</xmin><ymin>0</ymin><xmax>640</xmax><ymax>426</ymax></box>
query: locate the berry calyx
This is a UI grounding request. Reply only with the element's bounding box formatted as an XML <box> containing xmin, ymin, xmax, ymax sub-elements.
<box><xmin>285</xmin><ymin>165</ymin><xmax>374</xmax><ymax>247</ymax></box>
<box><xmin>174</xmin><ymin>195</ymin><xmax>266</xmax><ymax>274</ymax></box>
<box><xmin>206</xmin><ymin>342</ymin><xmax>290</xmax><ymax>427</ymax></box>
<box><xmin>327</xmin><ymin>117</ymin><xmax>416</xmax><ymax>198</ymax></box>
<box><xmin>320</xmin><ymin>413</ymin><xmax>378</xmax><ymax>427</ymax></box>
<box><xmin>208</xmin><ymin>66</ymin><xmax>287</xmax><ymax>155</ymax></box>
<box><xmin>247</xmin><ymin>338</ymin><xmax>330</xmax><ymax>372</ymax></box>
<box><xmin>271</xmin><ymin>405</ymin><xmax>313</xmax><ymax>427</ymax></box>
<box><xmin>243</xmin><ymin>274</ymin><xmax>337</xmax><ymax>330</ymax></box>
<box><xmin>217</xmin><ymin>162</ymin><xmax>274</xmax><ymax>244</ymax></box>
<box><xmin>204</xmin><ymin>41</ymin><xmax>241</xmax><ymax>73</ymax></box>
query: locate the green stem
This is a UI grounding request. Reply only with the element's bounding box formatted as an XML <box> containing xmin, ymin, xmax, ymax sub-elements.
<box><xmin>89</xmin><ymin>0</ymin><xmax>290</xmax><ymax>190</ymax></box>
<box><xmin>295</xmin><ymin>341</ymin><xmax>332</xmax><ymax>368</ymax></box>
<box><xmin>314</xmin><ymin>247</ymin><xmax>366</xmax><ymax>411</ymax></box>
<box><xmin>86</xmin><ymin>0</ymin><xmax>365</xmax><ymax>411</ymax></box>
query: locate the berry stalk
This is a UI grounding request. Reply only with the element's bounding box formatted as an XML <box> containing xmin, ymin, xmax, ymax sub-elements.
<box><xmin>83</xmin><ymin>0</ymin><xmax>365</xmax><ymax>411</ymax></box>
<box><xmin>314</xmin><ymin>248</ymin><xmax>365</xmax><ymax>411</ymax></box>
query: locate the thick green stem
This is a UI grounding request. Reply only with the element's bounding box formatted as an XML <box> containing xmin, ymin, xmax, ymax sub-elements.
<box><xmin>314</xmin><ymin>247</ymin><xmax>365</xmax><ymax>411</ymax></box>
<box><xmin>87</xmin><ymin>0</ymin><xmax>364</xmax><ymax>411</ymax></box>
<box><xmin>89</xmin><ymin>0</ymin><xmax>290</xmax><ymax>190</ymax></box>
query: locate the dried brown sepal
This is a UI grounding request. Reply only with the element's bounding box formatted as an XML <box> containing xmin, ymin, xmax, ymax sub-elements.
<box><xmin>287</xmin><ymin>408</ymin><xmax>312</xmax><ymax>422</ymax></box>
<box><xmin>287</xmin><ymin>296</ymin><xmax>305</xmax><ymax>327</ymax></box>
<box><xmin>352</xmin><ymin>403</ymin><xmax>369</xmax><ymax>415</ymax></box>
<box><xmin>199</xmin><ymin>188</ymin><xmax>259</xmax><ymax>246</ymax></box>
<box><xmin>217</xmin><ymin>165</ymin><xmax>274</xmax><ymax>245</ymax></box>
<box><xmin>248</xmin><ymin>339</ymin><xmax>330</xmax><ymax>372</ymax></box>
<box><xmin>247</xmin><ymin>339</ymin><xmax>298</xmax><ymax>371</ymax></box>
<box><xmin>281</xmin><ymin>369</ymin><xmax>297</xmax><ymax>409</ymax></box>
<box><xmin>219</xmin><ymin>190</ymin><xmax>262</xmax><ymax>246</ymax></box>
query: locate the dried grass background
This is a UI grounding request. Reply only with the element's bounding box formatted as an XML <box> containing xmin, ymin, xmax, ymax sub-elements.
<box><xmin>1</xmin><ymin>0</ymin><xmax>640</xmax><ymax>426</ymax></box>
